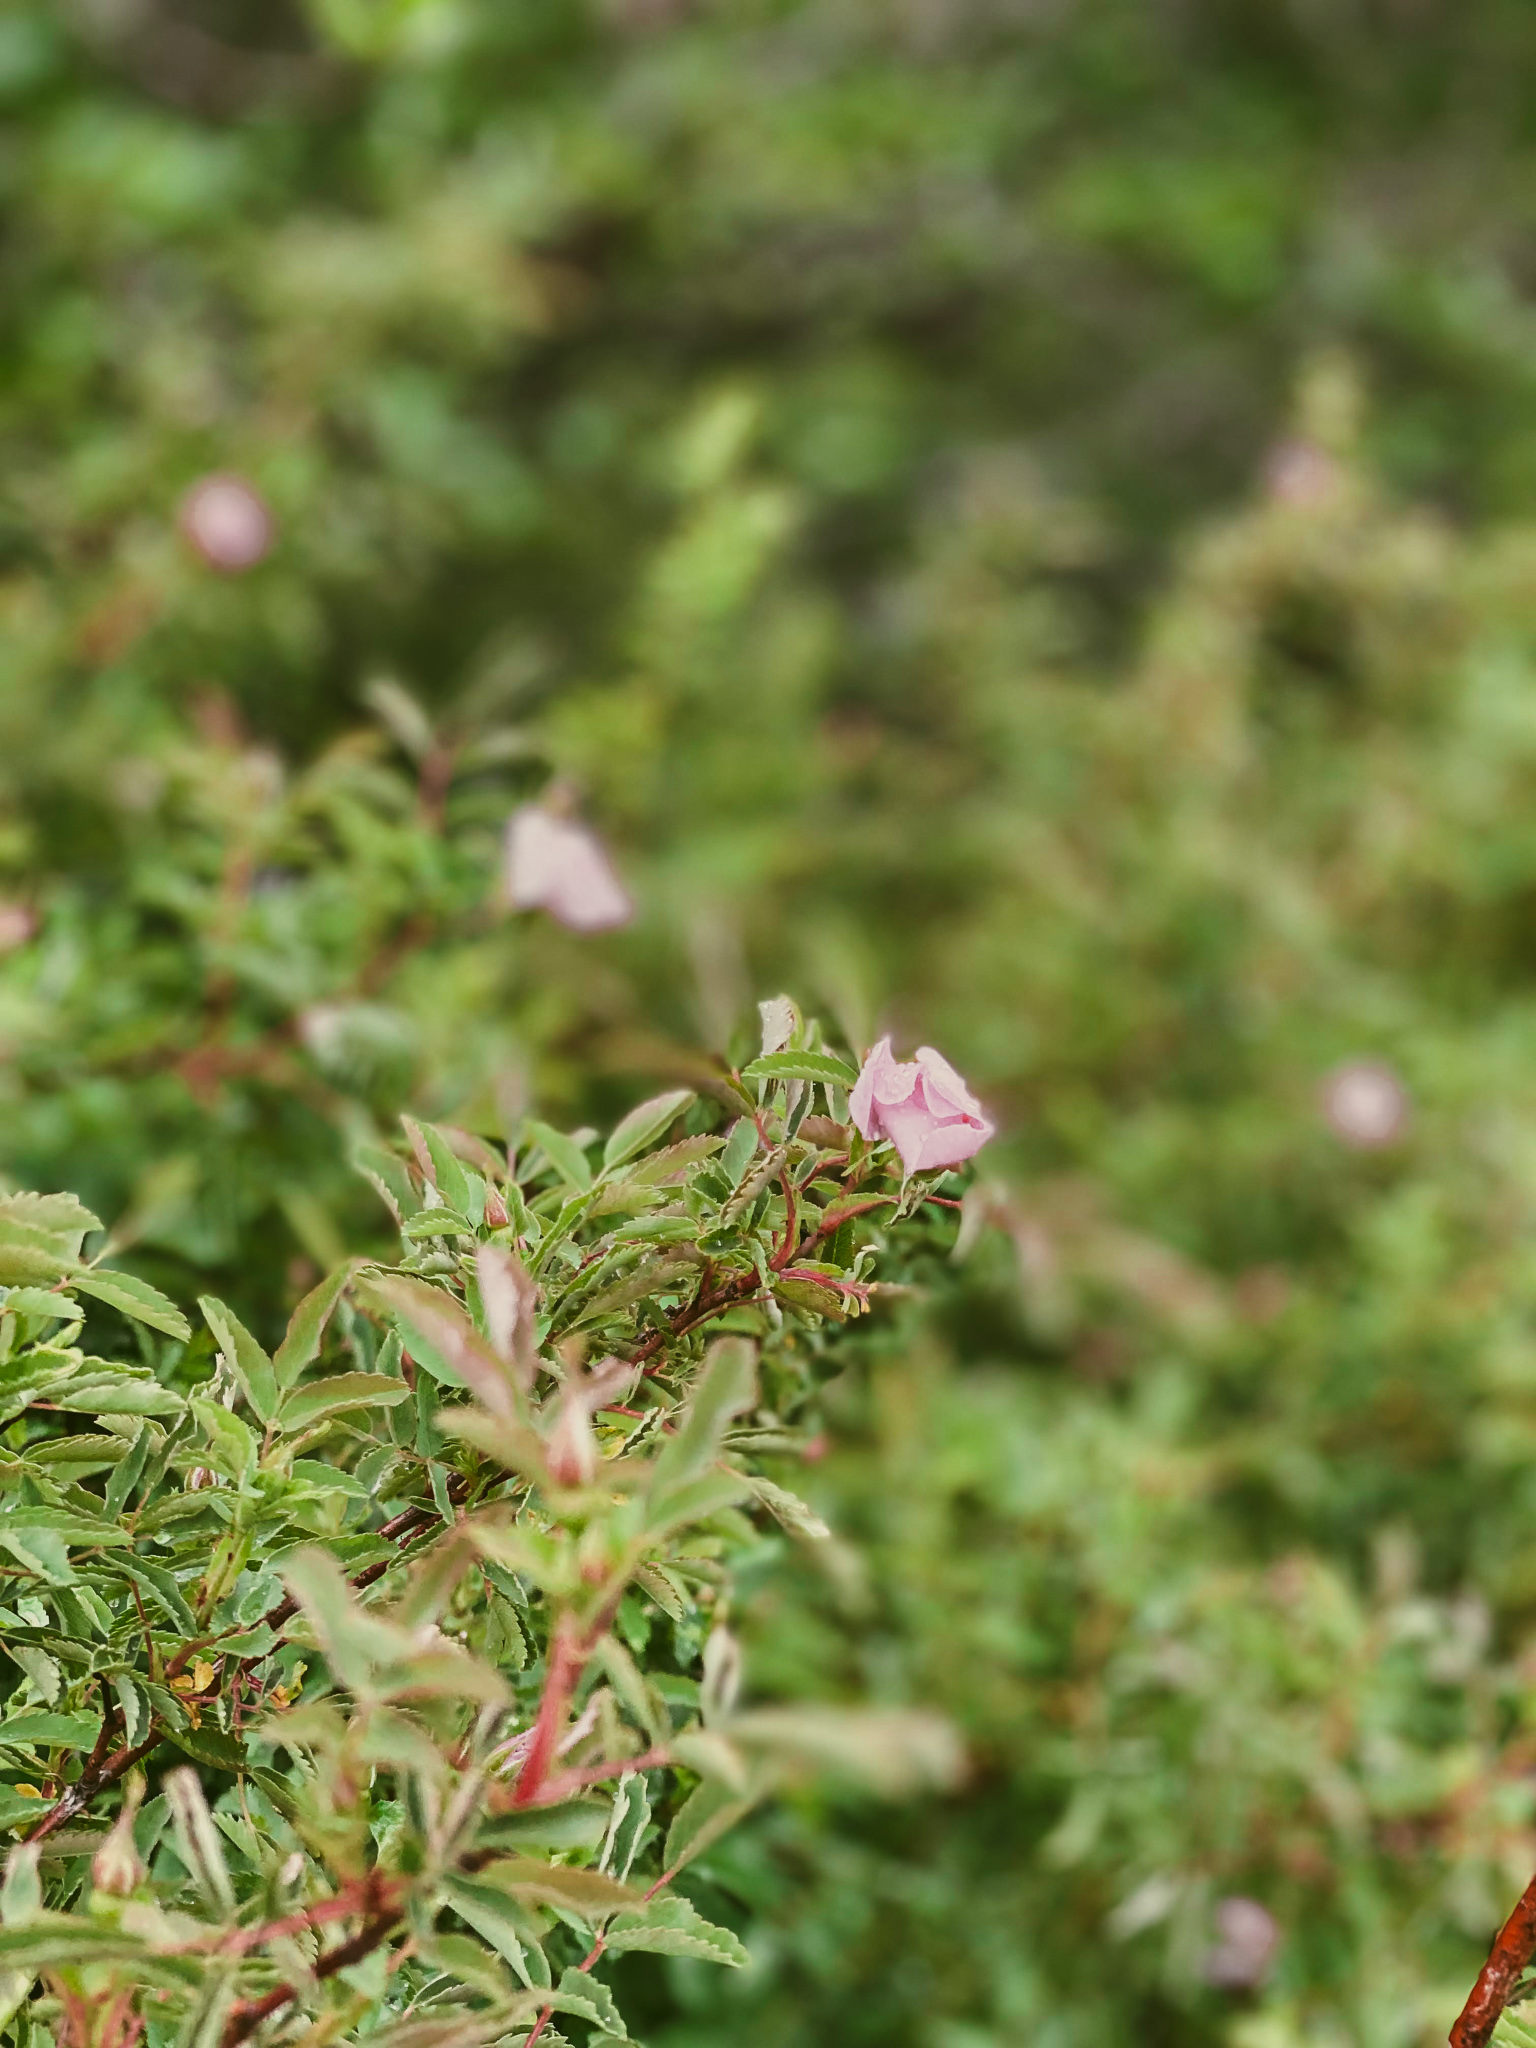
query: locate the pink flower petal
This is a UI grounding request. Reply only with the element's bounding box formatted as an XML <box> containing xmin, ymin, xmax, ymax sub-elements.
<box><xmin>544</xmin><ymin>826</ymin><xmax>632</xmax><ymax>932</ymax></box>
<box><xmin>850</xmin><ymin>1036</ymin><xmax>898</xmax><ymax>1138</ymax></box>
<box><xmin>914</xmin><ymin>1045</ymin><xmax>985</xmax><ymax>1119</ymax></box>
<box><xmin>504</xmin><ymin>805</ymin><xmax>632</xmax><ymax>932</ymax></box>
<box><xmin>876</xmin><ymin>1096</ymin><xmax>939</xmax><ymax>1177</ymax></box>
<box><xmin>908</xmin><ymin>1114</ymin><xmax>993</xmax><ymax>1172</ymax></box>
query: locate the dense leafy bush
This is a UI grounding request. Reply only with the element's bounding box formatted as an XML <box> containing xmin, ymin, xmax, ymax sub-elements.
<box><xmin>13</xmin><ymin>3</ymin><xmax>1536</xmax><ymax>2046</ymax></box>
<box><xmin>0</xmin><ymin>1037</ymin><xmax>962</xmax><ymax>2046</ymax></box>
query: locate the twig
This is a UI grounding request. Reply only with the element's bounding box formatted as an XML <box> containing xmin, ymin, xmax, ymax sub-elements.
<box><xmin>1453</xmin><ymin>1872</ymin><xmax>1536</xmax><ymax>2048</ymax></box>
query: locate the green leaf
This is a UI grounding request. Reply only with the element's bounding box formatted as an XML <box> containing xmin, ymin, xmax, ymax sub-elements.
<box><xmin>198</xmin><ymin>1296</ymin><xmax>278</xmax><ymax>1425</ymax></box>
<box><xmin>548</xmin><ymin>1969</ymin><xmax>625</xmax><ymax>2035</ymax></box>
<box><xmin>111</xmin><ymin>1555</ymin><xmax>198</xmax><ymax>1635</ymax></box>
<box><xmin>354</xmin><ymin>1144</ymin><xmax>419</xmax><ymax>1224</ymax></box>
<box><xmin>401</xmin><ymin>1208</ymin><xmax>476</xmax><ymax>1240</ymax></box>
<box><xmin>524</xmin><ymin>1121</ymin><xmax>593</xmax><ymax>1193</ymax></box>
<box><xmin>165</xmin><ymin>1723</ymin><xmax>247</xmax><ymax>1774</ymax></box>
<box><xmin>443</xmin><ymin>1876</ymin><xmax>542</xmax><ymax>1986</ymax></box>
<box><xmin>0</xmin><ymin>1712</ymin><xmax>97</xmax><ymax>1751</ymax></box>
<box><xmin>189</xmin><ymin>1395</ymin><xmax>259</xmax><ymax>1481</ymax></box>
<box><xmin>741</xmin><ymin>1050</ymin><xmax>858</xmax><ymax>1088</ymax></box>
<box><xmin>357</xmin><ymin>1273</ymin><xmax>526</xmax><ymax>1418</ymax></box>
<box><xmin>112</xmin><ymin>1673</ymin><xmax>147</xmax><ymax>1748</ymax></box>
<box><xmin>621</xmin><ymin>1134</ymin><xmax>723</xmax><ymax>1187</ymax></box>
<box><xmin>663</xmin><ymin>1778</ymin><xmax>757</xmax><ymax>1876</ymax></box>
<box><xmin>0</xmin><ymin>1289</ymin><xmax>78</xmax><ymax>1321</ymax></box>
<box><xmin>719</xmin><ymin>1117</ymin><xmax>758</xmax><ymax>1189</ymax></box>
<box><xmin>102</xmin><ymin>1422</ymin><xmax>154</xmax><ymax>1520</ymax></box>
<box><xmin>745</xmin><ymin>1475</ymin><xmax>830</xmax><ymax>1540</ymax></box>
<box><xmin>406</xmin><ymin>1117</ymin><xmax>474</xmax><ymax>1216</ymax></box>
<box><xmin>273</xmin><ymin>1263</ymin><xmax>356</xmax><ymax>1388</ymax></box>
<box><xmin>599</xmin><ymin>1771</ymin><xmax>650</xmax><ymax>1883</ymax></box>
<box><xmin>727</xmin><ymin>1706</ymin><xmax>965</xmax><ymax>1793</ymax></box>
<box><xmin>0</xmin><ymin>1526</ymin><xmax>74</xmax><ymax>1586</ymax></box>
<box><xmin>0</xmin><ymin>1194</ymin><xmax>99</xmax><ymax>1287</ymax></box>
<box><xmin>72</xmin><ymin>1271</ymin><xmax>190</xmax><ymax>1343</ymax></box>
<box><xmin>649</xmin><ymin>1336</ymin><xmax>757</xmax><ymax>1496</ymax></box>
<box><xmin>605</xmin><ymin>1895</ymin><xmax>748</xmax><ymax>1966</ymax></box>
<box><xmin>0</xmin><ymin>1847</ymin><xmax>41</xmax><ymax>1930</ymax></box>
<box><xmin>601</xmin><ymin>1090</ymin><xmax>695</xmax><ymax>1172</ymax></box>
<box><xmin>278</xmin><ymin>1372</ymin><xmax>410</xmax><ymax>1432</ymax></box>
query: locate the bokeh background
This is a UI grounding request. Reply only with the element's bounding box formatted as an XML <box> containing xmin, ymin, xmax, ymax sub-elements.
<box><xmin>8</xmin><ymin>1</ymin><xmax>1536</xmax><ymax>2041</ymax></box>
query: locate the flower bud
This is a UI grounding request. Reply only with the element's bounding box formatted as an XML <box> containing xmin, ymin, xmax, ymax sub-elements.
<box><xmin>91</xmin><ymin>1773</ymin><xmax>146</xmax><ymax>1898</ymax></box>
<box><xmin>482</xmin><ymin>1185</ymin><xmax>510</xmax><ymax>1230</ymax></box>
<box><xmin>546</xmin><ymin>1393</ymin><xmax>598</xmax><ymax>1489</ymax></box>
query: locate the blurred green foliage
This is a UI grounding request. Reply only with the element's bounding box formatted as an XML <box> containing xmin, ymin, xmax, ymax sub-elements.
<box><xmin>8</xmin><ymin>0</ymin><xmax>1536</xmax><ymax>2042</ymax></box>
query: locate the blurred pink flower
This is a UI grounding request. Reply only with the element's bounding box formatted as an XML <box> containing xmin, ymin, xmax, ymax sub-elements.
<box><xmin>179</xmin><ymin>474</ymin><xmax>274</xmax><ymax>573</ymax></box>
<box><xmin>0</xmin><ymin>903</ymin><xmax>35</xmax><ymax>952</ymax></box>
<box><xmin>850</xmin><ymin>1037</ymin><xmax>995</xmax><ymax>1175</ymax></box>
<box><xmin>1202</xmin><ymin>1896</ymin><xmax>1280</xmax><ymax>1990</ymax></box>
<box><xmin>504</xmin><ymin>804</ymin><xmax>632</xmax><ymax>932</ymax></box>
<box><xmin>1264</xmin><ymin>438</ymin><xmax>1341</xmax><ymax>509</ymax></box>
<box><xmin>1322</xmin><ymin>1059</ymin><xmax>1409</xmax><ymax>1150</ymax></box>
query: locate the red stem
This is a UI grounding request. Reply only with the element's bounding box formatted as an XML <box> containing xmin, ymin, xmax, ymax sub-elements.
<box><xmin>1452</xmin><ymin>1871</ymin><xmax>1536</xmax><ymax>2048</ymax></box>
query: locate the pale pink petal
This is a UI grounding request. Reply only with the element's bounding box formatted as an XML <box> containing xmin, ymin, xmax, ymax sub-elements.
<box><xmin>907</xmin><ymin>1113</ymin><xmax>994</xmax><ymax>1173</ymax></box>
<box><xmin>876</xmin><ymin>1096</ymin><xmax>939</xmax><ymax>1176</ymax></box>
<box><xmin>850</xmin><ymin>1037</ymin><xmax>896</xmax><ymax>1139</ymax></box>
<box><xmin>543</xmin><ymin>824</ymin><xmax>633</xmax><ymax>932</ymax></box>
<box><xmin>914</xmin><ymin>1045</ymin><xmax>985</xmax><ymax>1119</ymax></box>
<box><xmin>505</xmin><ymin>805</ymin><xmax>564</xmax><ymax>910</ymax></box>
<box><xmin>505</xmin><ymin>807</ymin><xmax>632</xmax><ymax>931</ymax></box>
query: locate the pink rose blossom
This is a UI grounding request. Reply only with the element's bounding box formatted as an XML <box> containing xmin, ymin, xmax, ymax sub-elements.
<box><xmin>179</xmin><ymin>474</ymin><xmax>274</xmax><ymax>573</ymax></box>
<box><xmin>504</xmin><ymin>804</ymin><xmax>632</xmax><ymax>933</ymax></box>
<box><xmin>849</xmin><ymin>1036</ymin><xmax>995</xmax><ymax>1175</ymax></box>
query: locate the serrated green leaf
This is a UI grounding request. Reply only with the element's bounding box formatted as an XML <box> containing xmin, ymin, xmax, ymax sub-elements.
<box><xmin>525</xmin><ymin>1121</ymin><xmax>593</xmax><ymax>1193</ymax></box>
<box><xmin>273</xmin><ymin>1263</ymin><xmax>355</xmax><ymax>1388</ymax></box>
<box><xmin>0</xmin><ymin>1712</ymin><xmax>97</xmax><ymax>1751</ymax></box>
<box><xmin>548</xmin><ymin>1968</ymin><xmax>625</xmax><ymax>2035</ymax></box>
<box><xmin>741</xmin><ymin>1050</ymin><xmax>858</xmax><ymax>1088</ymax></box>
<box><xmin>0</xmin><ymin>1289</ymin><xmax>78</xmax><ymax>1321</ymax></box>
<box><xmin>401</xmin><ymin>1208</ymin><xmax>476</xmax><ymax>1240</ymax></box>
<box><xmin>190</xmin><ymin>1394</ymin><xmax>258</xmax><ymax>1481</ymax></box>
<box><xmin>407</xmin><ymin>1118</ymin><xmax>474</xmax><ymax>1216</ymax></box>
<box><xmin>601</xmin><ymin>1090</ymin><xmax>695</xmax><ymax>1172</ymax></box>
<box><xmin>198</xmin><ymin>1296</ymin><xmax>278</xmax><ymax>1425</ymax></box>
<box><xmin>605</xmin><ymin>1895</ymin><xmax>748</xmax><ymax>1966</ymax></box>
<box><xmin>72</xmin><ymin>1271</ymin><xmax>190</xmax><ymax>1343</ymax></box>
<box><xmin>278</xmin><ymin>1372</ymin><xmax>410</xmax><ymax>1432</ymax></box>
